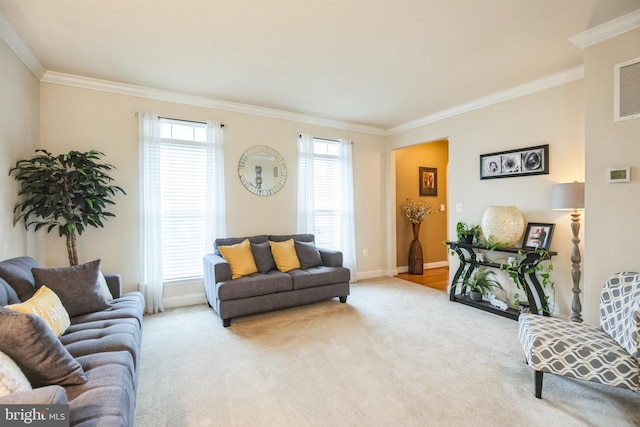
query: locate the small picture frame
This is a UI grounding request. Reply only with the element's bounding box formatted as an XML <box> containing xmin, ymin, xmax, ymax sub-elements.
<box><xmin>608</xmin><ymin>167</ymin><xmax>630</xmax><ymax>183</ymax></box>
<box><xmin>522</xmin><ymin>223</ymin><xmax>555</xmax><ymax>250</ymax></box>
<box><xmin>419</xmin><ymin>167</ymin><xmax>437</xmax><ymax>197</ymax></box>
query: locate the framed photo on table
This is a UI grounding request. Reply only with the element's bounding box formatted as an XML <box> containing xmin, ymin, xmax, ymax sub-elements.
<box><xmin>419</xmin><ymin>167</ymin><xmax>437</xmax><ymax>196</ymax></box>
<box><xmin>522</xmin><ymin>222</ymin><xmax>555</xmax><ymax>250</ymax></box>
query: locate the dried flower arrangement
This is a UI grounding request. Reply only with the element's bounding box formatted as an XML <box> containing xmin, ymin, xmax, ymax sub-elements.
<box><xmin>400</xmin><ymin>198</ymin><xmax>437</xmax><ymax>224</ymax></box>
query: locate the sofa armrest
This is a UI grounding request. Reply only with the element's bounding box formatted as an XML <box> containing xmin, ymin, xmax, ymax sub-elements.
<box><xmin>0</xmin><ymin>385</ymin><xmax>68</xmax><ymax>405</ymax></box>
<box><xmin>203</xmin><ymin>253</ymin><xmax>232</xmax><ymax>286</ymax></box>
<box><xmin>319</xmin><ymin>248</ymin><xmax>343</xmax><ymax>267</ymax></box>
<box><xmin>104</xmin><ymin>273</ymin><xmax>122</xmax><ymax>299</ymax></box>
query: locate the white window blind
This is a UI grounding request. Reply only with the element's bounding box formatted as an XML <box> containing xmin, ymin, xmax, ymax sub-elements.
<box><xmin>313</xmin><ymin>139</ymin><xmax>341</xmax><ymax>250</ymax></box>
<box><xmin>159</xmin><ymin>119</ymin><xmax>208</xmax><ymax>282</ymax></box>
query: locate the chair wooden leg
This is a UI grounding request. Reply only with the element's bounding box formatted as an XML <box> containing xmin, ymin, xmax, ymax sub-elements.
<box><xmin>534</xmin><ymin>370</ymin><xmax>543</xmax><ymax>399</ymax></box>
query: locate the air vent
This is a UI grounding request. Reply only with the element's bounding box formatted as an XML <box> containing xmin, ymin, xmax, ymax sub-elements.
<box><xmin>615</xmin><ymin>57</ymin><xmax>640</xmax><ymax>121</ymax></box>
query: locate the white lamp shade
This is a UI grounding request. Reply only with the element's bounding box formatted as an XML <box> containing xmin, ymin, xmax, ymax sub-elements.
<box><xmin>551</xmin><ymin>182</ymin><xmax>584</xmax><ymax>210</ymax></box>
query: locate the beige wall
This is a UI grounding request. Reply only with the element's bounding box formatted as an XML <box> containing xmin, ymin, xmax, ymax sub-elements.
<box><xmin>39</xmin><ymin>83</ymin><xmax>387</xmax><ymax>304</ymax></box>
<box><xmin>395</xmin><ymin>140</ymin><xmax>448</xmax><ymax>267</ymax></box>
<box><xmin>583</xmin><ymin>28</ymin><xmax>640</xmax><ymax>325</ymax></box>
<box><xmin>387</xmin><ymin>81</ymin><xmax>586</xmax><ymax>317</ymax></box>
<box><xmin>0</xmin><ymin>39</ymin><xmax>43</xmax><ymax>261</ymax></box>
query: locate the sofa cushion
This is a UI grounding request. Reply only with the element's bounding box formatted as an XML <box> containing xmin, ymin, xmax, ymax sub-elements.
<box><xmin>0</xmin><ymin>256</ymin><xmax>40</xmax><ymax>301</ymax></box>
<box><xmin>218</xmin><ymin>239</ymin><xmax>259</xmax><ymax>279</ymax></box>
<box><xmin>215</xmin><ymin>235</ymin><xmax>268</xmax><ymax>255</ymax></box>
<box><xmin>32</xmin><ymin>259</ymin><xmax>111</xmax><ymax>317</ymax></box>
<box><xmin>0</xmin><ymin>350</ymin><xmax>32</xmax><ymax>397</ymax></box>
<box><xmin>70</xmin><ymin>292</ymin><xmax>145</xmax><ymax>327</ymax></box>
<box><xmin>295</xmin><ymin>241</ymin><xmax>323</xmax><ymax>269</ymax></box>
<box><xmin>269</xmin><ymin>239</ymin><xmax>301</xmax><ymax>272</ymax></box>
<box><xmin>0</xmin><ymin>278</ymin><xmax>19</xmax><ymax>306</ymax></box>
<box><xmin>217</xmin><ymin>271</ymin><xmax>293</xmax><ymax>301</ymax></box>
<box><xmin>67</xmin><ymin>351</ymin><xmax>137</xmax><ymax>427</ymax></box>
<box><xmin>251</xmin><ymin>241</ymin><xmax>277</xmax><ymax>274</ymax></box>
<box><xmin>6</xmin><ymin>285</ymin><xmax>71</xmax><ymax>337</ymax></box>
<box><xmin>0</xmin><ymin>307</ymin><xmax>87</xmax><ymax>387</ymax></box>
<box><xmin>288</xmin><ymin>266</ymin><xmax>351</xmax><ymax>290</ymax></box>
<box><xmin>61</xmin><ymin>318</ymin><xmax>142</xmax><ymax>368</ymax></box>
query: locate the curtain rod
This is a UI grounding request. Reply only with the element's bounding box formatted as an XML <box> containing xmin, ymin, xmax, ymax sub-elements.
<box><xmin>298</xmin><ymin>135</ymin><xmax>340</xmax><ymax>142</ymax></box>
<box><xmin>159</xmin><ymin>116</ymin><xmax>225</xmax><ymax>127</ymax></box>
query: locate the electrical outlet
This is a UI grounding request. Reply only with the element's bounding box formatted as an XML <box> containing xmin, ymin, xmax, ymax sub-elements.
<box><xmin>440</xmin><ymin>204</ymin><xmax>445</xmax><ymax>211</ymax></box>
<box><xmin>363</xmin><ymin>249</ymin><xmax>369</xmax><ymax>257</ymax></box>
<box><xmin>456</xmin><ymin>202</ymin><xmax>463</xmax><ymax>212</ymax></box>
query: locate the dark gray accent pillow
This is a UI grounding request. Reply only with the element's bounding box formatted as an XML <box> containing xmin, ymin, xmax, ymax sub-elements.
<box><xmin>0</xmin><ymin>307</ymin><xmax>87</xmax><ymax>387</ymax></box>
<box><xmin>294</xmin><ymin>241</ymin><xmax>323</xmax><ymax>269</ymax></box>
<box><xmin>0</xmin><ymin>278</ymin><xmax>20</xmax><ymax>306</ymax></box>
<box><xmin>269</xmin><ymin>234</ymin><xmax>315</xmax><ymax>243</ymax></box>
<box><xmin>32</xmin><ymin>259</ymin><xmax>110</xmax><ymax>317</ymax></box>
<box><xmin>251</xmin><ymin>241</ymin><xmax>276</xmax><ymax>274</ymax></box>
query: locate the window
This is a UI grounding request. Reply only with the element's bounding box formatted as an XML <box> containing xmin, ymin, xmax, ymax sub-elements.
<box><xmin>158</xmin><ymin>119</ymin><xmax>210</xmax><ymax>282</ymax></box>
<box><xmin>311</xmin><ymin>138</ymin><xmax>341</xmax><ymax>250</ymax></box>
<box><xmin>298</xmin><ymin>134</ymin><xmax>356</xmax><ymax>279</ymax></box>
<box><xmin>139</xmin><ymin>112</ymin><xmax>226</xmax><ymax>314</ymax></box>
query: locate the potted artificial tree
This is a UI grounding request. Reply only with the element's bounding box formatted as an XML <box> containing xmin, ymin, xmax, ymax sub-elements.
<box><xmin>10</xmin><ymin>149</ymin><xmax>126</xmax><ymax>266</ymax></box>
<box><xmin>460</xmin><ymin>267</ymin><xmax>503</xmax><ymax>301</ymax></box>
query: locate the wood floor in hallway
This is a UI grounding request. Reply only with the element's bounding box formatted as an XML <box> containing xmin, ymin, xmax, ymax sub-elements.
<box><xmin>396</xmin><ymin>267</ymin><xmax>449</xmax><ymax>292</ymax></box>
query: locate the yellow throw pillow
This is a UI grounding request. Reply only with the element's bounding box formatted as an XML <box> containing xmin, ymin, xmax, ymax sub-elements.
<box><xmin>6</xmin><ymin>286</ymin><xmax>71</xmax><ymax>337</ymax></box>
<box><xmin>269</xmin><ymin>239</ymin><xmax>301</xmax><ymax>272</ymax></box>
<box><xmin>218</xmin><ymin>239</ymin><xmax>259</xmax><ymax>279</ymax></box>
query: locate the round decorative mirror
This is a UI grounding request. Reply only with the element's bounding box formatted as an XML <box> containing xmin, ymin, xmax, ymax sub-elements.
<box><xmin>238</xmin><ymin>146</ymin><xmax>287</xmax><ymax>196</ymax></box>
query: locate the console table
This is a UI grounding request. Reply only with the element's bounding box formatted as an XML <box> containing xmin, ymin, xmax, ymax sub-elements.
<box><xmin>446</xmin><ymin>241</ymin><xmax>556</xmax><ymax>320</ymax></box>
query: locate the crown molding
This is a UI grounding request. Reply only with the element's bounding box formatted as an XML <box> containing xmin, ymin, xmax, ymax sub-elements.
<box><xmin>386</xmin><ymin>66</ymin><xmax>584</xmax><ymax>135</ymax></box>
<box><xmin>0</xmin><ymin>11</ymin><xmax>45</xmax><ymax>79</ymax></box>
<box><xmin>569</xmin><ymin>8</ymin><xmax>640</xmax><ymax>49</ymax></box>
<box><xmin>41</xmin><ymin>71</ymin><xmax>387</xmax><ymax>136</ymax></box>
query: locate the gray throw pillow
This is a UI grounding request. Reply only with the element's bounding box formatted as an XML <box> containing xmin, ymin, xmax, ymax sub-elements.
<box><xmin>251</xmin><ymin>241</ymin><xmax>276</xmax><ymax>274</ymax></box>
<box><xmin>0</xmin><ymin>257</ymin><xmax>41</xmax><ymax>301</ymax></box>
<box><xmin>0</xmin><ymin>307</ymin><xmax>87</xmax><ymax>387</ymax></box>
<box><xmin>294</xmin><ymin>241</ymin><xmax>323</xmax><ymax>269</ymax></box>
<box><xmin>31</xmin><ymin>259</ymin><xmax>110</xmax><ymax>317</ymax></box>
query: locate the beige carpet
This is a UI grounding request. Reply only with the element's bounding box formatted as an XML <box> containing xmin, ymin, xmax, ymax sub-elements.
<box><xmin>134</xmin><ymin>277</ymin><xmax>639</xmax><ymax>427</ymax></box>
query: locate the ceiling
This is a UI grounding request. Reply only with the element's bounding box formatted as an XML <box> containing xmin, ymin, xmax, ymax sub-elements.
<box><xmin>1</xmin><ymin>1</ymin><xmax>639</xmax><ymax>131</ymax></box>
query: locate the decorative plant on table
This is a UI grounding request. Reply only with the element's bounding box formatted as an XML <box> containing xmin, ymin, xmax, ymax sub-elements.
<box><xmin>459</xmin><ymin>267</ymin><xmax>503</xmax><ymax>302</ymax></box>
<box><xmin>10</xmin><ymin>149</ymin><xmax>126</xmax><ymax>266</ymax></box>
<box><xmin>456</xmin><ymin>221</ymin><xmax>481</xmax><ymax>244</ymax></box>
<box><xmin>400</xmin><ymin>198</ymin><xmax>438</xmax><ymax>275</ymax></box>
<box><xmin>500</xmin><ymin>248</ymin><xmax>555</xmax><ymax>314</ymax></box>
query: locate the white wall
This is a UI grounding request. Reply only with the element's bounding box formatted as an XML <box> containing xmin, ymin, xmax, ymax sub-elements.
<box><xmin>39</xmin><ymin>83</ymin><xmax>387</xmax><ymax>304</ymax></box>
<box><xmin>387</xmin><ymin>80</ymin><xmax>586</xmax><ymax>318</ymax></box>
<box><xmin>0</xmin><ymin>38</ymin><xmax>43</xmax><ymax>261</ymax></box>
<box><xmin>583</xmin><ymin>28</ymin><xmax>640</xmax><ymax>325</ymax></box>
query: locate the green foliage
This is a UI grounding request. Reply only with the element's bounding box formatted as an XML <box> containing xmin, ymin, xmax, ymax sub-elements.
<box><xmin>10</xmin><ymin>149</ymin><xmax>126</xmax><ymax>265</ymax></box>
<box><xmin>459</xmin><ymin>267</ymin><xmax>503</xmax><ymax>296</ymax></box>
<box><xmin>456</xmin><ymin>221</ymin><xmax>481</xmax><ymax>242</ymax></box>
<box><xmin>499</xmin><ymin>248</ymin><xmax>555</xmax><ymax>314</ymax></box>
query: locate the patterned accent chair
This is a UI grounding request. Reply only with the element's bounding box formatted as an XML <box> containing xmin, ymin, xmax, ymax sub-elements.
<box><xmin>518</xmin><ymin>272</ymin><xmax>640</xmax><ymax>398</ymax></box>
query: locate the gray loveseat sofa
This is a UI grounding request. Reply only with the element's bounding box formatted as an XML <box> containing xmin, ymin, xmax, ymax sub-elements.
<box><xmin>0</xmin><ymin>256</ymin><xmax>144</xmax><ymax>427</ymax></box>
<box><xmin>203</xmin><ymin>234</ymin><xmax>350</xmax><ymax>327</ymax></box>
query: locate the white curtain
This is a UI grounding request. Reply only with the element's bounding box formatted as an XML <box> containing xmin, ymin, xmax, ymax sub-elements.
<box><xmin>297</xmin><ymin>133</ymin><xmax>315</xmax><ymax>233</ymax></box>
<box><xmin>205</xmin><ymin>120</ymin><xmax>227</xmax><ymax>252</ymax></box>
<box><xmin>138</xmin><ymin>111</ymin><xmax>164</xmax><ymax>313</ymax></box>
<box><xmin>338</xmin><ymin>139</ymin><xmax>357</xmax><ymax>281</ymax></box>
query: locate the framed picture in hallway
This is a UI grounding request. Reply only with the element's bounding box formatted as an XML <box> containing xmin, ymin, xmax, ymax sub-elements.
<box><xmin>419</xmin><ymin>167</ymin><xmax>437</xmax><ymax>196</ymax></box>
<box><xmin>480</xmin><ymin>144</ymin><xmax>549</xmax><ymax>180</ymax></box>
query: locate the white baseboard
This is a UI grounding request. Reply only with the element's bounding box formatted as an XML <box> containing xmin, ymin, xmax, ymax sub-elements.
<box><xmin>397</xmin><ymin>261</ymin><xmax>449</xmax><ymax>274</ymax></box>
<box><xmin>163</xmin><ymin>293</ymin><xmax>206</xmax><ymax>309</ymax></box>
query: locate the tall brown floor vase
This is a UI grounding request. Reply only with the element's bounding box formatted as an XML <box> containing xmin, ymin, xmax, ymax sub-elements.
<box><xmin>408</xmin><ymin>222</ymin><xmax>424</xmax><ymax>275</ymax></box>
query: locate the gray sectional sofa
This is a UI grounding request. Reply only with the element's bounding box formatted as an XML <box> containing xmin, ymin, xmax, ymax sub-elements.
<box><xmin>203</xmin><ymin>234</ymin><xmax>350</xmax><ymax>326</ymax></box>
<box><xmin>0</xmin><ymin>256</ymin><xmax>143</xmax><ymax>427</ymax></box>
